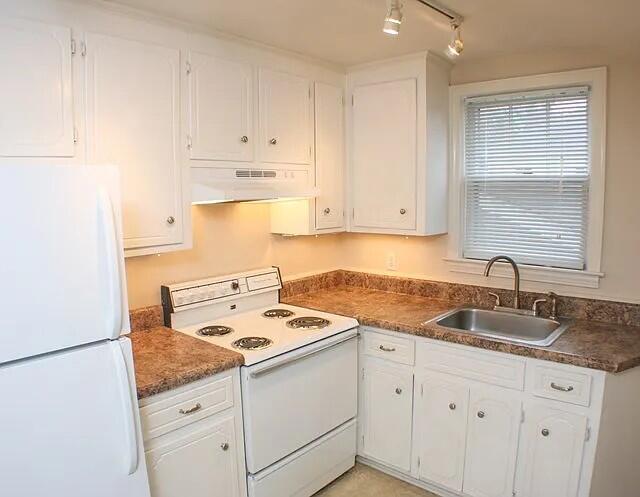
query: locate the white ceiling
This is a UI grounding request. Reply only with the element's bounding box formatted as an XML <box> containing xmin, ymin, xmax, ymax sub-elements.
<box><xmin>108</xmin><ymin>0</ymin><xmax>640</xmax><ymax>67</ymax></box>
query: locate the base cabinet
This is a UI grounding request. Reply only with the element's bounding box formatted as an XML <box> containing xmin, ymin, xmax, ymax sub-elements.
<box><xmin>515</xmin><ymin>403</ymin><xmax>588</xmax><ymax>497</ymax></box>
<box><xmin>146</xmin><ymin>415</ymin><xmax>241</xmax><ymax>497</ymax></box>
<box><xmin>360</xmin><ymin>357</ymin><xmax>413</xmax><ymax>472</ymax></box>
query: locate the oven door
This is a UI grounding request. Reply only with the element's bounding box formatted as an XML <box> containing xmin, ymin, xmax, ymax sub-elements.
<box><xmin>241</xmin><ymin>329</ymin><xmax>358</xmax><ymax>474</ymax></box>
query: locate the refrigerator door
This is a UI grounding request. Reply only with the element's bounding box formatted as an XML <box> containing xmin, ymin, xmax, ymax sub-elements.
<box><xmin>0</xmin><ymin>165</ymin><xmax>129</xmax><ymax>364</ymax></box>
<box><xmin>0</xmin><ymin>337</ymin><xmax>150</xmax><ymax>497</ymax></box>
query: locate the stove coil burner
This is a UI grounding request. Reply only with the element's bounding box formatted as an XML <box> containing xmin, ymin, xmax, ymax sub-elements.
<box><xmin>262</xmin><ymin>308</ymin><xmax>295</xmax><ymax>319</ymax></box>
<box><xmin>197</xmin><ymin>325</ymin><xmax>234</xmax><ymax>337</ymax></box>
<box><xmin>231</xmin><ymin>336</ymin><xmax>273</xmax><ymax>350</ymax></box>
<box><xmin>286</xmin><ymin>316</ymin><xmax>331</xmax><ymax>330</ymax></box>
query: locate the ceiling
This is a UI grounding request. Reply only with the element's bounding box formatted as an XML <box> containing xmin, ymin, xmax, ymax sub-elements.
<box><xmin>108</xmin><ymin>0</ymin><xmax>640</xmax><ymax>67</ymax></box>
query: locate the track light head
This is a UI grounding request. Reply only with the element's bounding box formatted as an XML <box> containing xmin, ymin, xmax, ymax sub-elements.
<box><xmin>383</xmin><ymin>1</ymin><xmax>403</xmax><ymax>36</ymax></box>
<box><xmin>447</xmin><ymin>21</ymin><xmax>464</xmax><ymax>57</ymax></box>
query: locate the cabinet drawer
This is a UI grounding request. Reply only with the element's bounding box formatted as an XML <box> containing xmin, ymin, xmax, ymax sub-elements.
<box><xmin>362</xmin><ymin>330</ymin><xmax>415</xmax><ymax>365</ymax></box>
<box><xmin>140</xmin><ymin>374</ymin><xmax>234</xmax><ymax>441</ymax></box>
<box><xmin>531</xmin><ymin>364</ymin><xmax>592</xmax><ymax>407</ymax></box>
<box><xmin>416</xmin><ymin>340</ymin><xmax>525</xmax><ymax>390</ymax></box>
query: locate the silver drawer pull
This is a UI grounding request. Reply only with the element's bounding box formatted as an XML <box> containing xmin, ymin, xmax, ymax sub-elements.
<box><xmin>221</xmin><ymin>442</ymin><xmax>230</xmax><ymax>451</ymax></box>
<box><xmin>477</xmin><ymin>411</ymin><xmax>485</xmax><ymax>419</ymax></box>
<box><xmin>395</xmin><ymin>387</ymin><xmax>402</xmax><ymax>395</ymax></box>
<box><xmin>179</xmin><ymin>403</ymin><xmax>202</xmax><ymax>415</ymax></box>
<box><xmin>541</xmin><ymin>428</ymin><xmax>550</xmax><ymax>437</ymax></box>
<box><xmin>449</xmin><ymin>402</ymin><xmax>456</xmax><ymax>411</ymax></box>
<box><xmin>379</xmin><ymin>345</ymin><xmax>396</xmax><ymax>352</ymax></box>
<box><xmin>550</xmin><ymin>382</ymin><xmax>574</xmax><ymax>392</ymax></box>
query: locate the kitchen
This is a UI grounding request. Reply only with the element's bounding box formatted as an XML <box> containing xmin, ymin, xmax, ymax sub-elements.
<box><xmin>1</xmin><ymin>1</ymin><xmax>640</xmax><ymax>497</ymax></box>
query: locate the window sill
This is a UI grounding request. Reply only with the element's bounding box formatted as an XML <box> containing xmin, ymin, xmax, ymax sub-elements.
<box><xmin>444</xmin><ymin>258</ymin><xmax>603</xmax><ymax>289</ymax></box>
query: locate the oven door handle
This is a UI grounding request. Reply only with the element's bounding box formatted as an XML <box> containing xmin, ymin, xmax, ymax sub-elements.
<box><xmin>249</xmin><ymin>331</ymin><xmax>358</xmax><ymax>379</ymax></box>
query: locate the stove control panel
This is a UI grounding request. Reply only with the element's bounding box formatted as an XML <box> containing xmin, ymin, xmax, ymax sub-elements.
<box><xmin>161</xmin><ymin>267</ymin><xmax>283</xmax><ymax>316</ymax></box>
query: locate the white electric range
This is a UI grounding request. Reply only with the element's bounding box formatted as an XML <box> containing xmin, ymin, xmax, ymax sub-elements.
<box><xmin>161</xmin><ymin>267</ymin><xmax>359</xmax><ymax>497</ymax></box>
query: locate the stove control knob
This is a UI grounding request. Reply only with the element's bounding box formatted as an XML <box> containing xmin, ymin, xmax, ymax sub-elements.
<box><xmin>231</xmin><ymin>281</ymin><xmax>240</xmax><ymax>291</ymax></box>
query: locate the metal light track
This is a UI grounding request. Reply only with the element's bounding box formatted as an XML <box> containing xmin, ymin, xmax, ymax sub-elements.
<box><xmin>415</xmin><ymin>0</ymin><xmax>463</xmax><ymax>23</ymax></box>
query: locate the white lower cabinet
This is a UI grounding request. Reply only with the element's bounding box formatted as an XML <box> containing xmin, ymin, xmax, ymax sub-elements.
<box><xmin>415</xmin><ymin>374</ymin><xmax>469</xmax><ymax>492</ymax></box>
<box><xmin>360</xmin><ymin>357</ymin><xmax>413</xmax><ymax>471</ymax></box>
<box><xmin>357</xmin><ymin>327</ymin><xmax>609</xmax><ymax>497</ymax></box>
<box><xmin>140</xmin><ymin>371</ymin><xmax>247</xmax><ymax>497</ymax></box>
<box><xmin>515</xmin><ymin>403</ymin><xmax>588</xmax><ymax>497</ymax></box>
<box><xmin>146</xmin><ymin>415</ymin><xmax>240</xmax><ymax>497</ymax></box>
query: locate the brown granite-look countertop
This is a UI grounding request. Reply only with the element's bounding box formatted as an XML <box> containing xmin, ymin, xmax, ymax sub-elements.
<box><xmin>283</xmin><ymin>286</ymin><xmax>640</xmax><ymax>373</ymax></box>
<box><xmin>131</xmin><ymin>326</ymin><xmax>244</xmax><ymax>399</ymax></box>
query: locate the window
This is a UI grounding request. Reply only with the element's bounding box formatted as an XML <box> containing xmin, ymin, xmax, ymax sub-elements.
<box><xmin>448</xmin><ymin>68</ymin><xmax>607</xmax><ymax>288</ymax></box>
<box><xmin>463</xmin><ymin>87</ymin><xmax>589</xmax><ymax>270</ymax></box>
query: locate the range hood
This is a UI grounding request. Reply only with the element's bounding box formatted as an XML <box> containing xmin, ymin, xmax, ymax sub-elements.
<box><xmin>191</xmin><ymin>166</ymin><xmax>318</xmax><ymax>204</ymax></box>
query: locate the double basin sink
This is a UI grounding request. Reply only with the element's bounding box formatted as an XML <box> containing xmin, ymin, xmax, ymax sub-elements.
<box><xmin>429</xmin><ymin>307</ymin><xmax>571</xmax><ymax>347</ymax></box>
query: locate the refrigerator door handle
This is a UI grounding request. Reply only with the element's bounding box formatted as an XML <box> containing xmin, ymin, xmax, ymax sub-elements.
<box><xmin>98</xmin><ymin>187</ymin><xmax>123</xmax><ymax>339</ymax></box>
<box><xmin>110</xmin><ymin>340</ymin><xmax>139</xmax><ymax>475</ymax></box>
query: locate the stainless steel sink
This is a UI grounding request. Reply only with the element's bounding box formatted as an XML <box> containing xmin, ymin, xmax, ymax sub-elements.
<box><xmin>429</xmin><ymin>307</ymin><xmax>571</xmax><ymax>347</ymax></box>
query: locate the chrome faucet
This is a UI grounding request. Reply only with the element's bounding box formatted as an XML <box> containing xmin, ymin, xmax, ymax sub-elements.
<box><xmin>484</xmin><ymin>255</ymin><xmax>521</xmax><ymax>310</ymax></box>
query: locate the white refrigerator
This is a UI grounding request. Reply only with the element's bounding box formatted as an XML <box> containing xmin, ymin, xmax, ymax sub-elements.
<box><xmin>0</xmin><ymin>165</ymin><xmax>151</xmax><ymax>497</ymax></box>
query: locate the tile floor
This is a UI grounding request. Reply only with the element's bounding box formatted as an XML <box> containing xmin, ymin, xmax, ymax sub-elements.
<box><xmin>314</xmin><ymin>463</ymin><xmax>439</xmax><ymax>497</ymax></box>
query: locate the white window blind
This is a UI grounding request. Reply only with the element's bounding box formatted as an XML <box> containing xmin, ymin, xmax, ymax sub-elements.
<box><xmin>463</xmin><ymin>86</ymin><xmax>590</xmax><ymax>270</ymax></box>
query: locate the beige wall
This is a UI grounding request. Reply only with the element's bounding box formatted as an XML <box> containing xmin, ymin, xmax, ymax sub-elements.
<box><xmin>126</xmin><ymin>48</ymin><xmax>640</xmax><ymax>309</ymax></box>
<box><xmin>125</xmin><ymin>203</ymin><xmax>342</xmax><ymax>308</ymax></box>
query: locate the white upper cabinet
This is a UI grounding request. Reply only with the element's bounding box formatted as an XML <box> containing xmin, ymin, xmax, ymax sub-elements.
<box><xmin>516</xmin><ymin>403</ymin><xmax>588</xmax><ymax>497</ymax></box>
<box><xmin>85</xmin><ymin>31</ymin><xmax>186</xmax><ymax>254</ymax></box>
<box><xmin>463</xmin><ymin>386</ymin><xmax>522</xmax><ymax>497</ymax></box>
<box><xmin>351</xmin><ymin>78</ymin><xmax>417</xmax><ymax>231</ymax></box>
<box><xmin>188</xmin><ymin>52</ymin><xmax>253</xmax><ymax>162</ymax></box>
<box><xmin>0</xmin><ymin>18</ymin><xmax>75</xmax><ymax>158</ymax></box>
<box><xmin>347</xmin><ymin>53</ymin><xmax>450</xmax><ymax>236</ymax></box>
<box><xmin>314</xmin><ymin>82</ymin><xmax>345</xmax><ymax>231</ymax></box>
<box><xmin>259</xmin><ymin>68</ymin><xmax>312</xmax><ymax>165</ymax></box>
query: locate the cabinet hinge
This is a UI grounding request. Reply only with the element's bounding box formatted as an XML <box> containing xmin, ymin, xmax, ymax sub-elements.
<box><xmin>417</xmin><ymin>457</ymin><xmax>421</xmax><ymax>468</ymax></box>
<box><xmin>421</xmin><ymin>384</ymin><xmax>424</xmax><ymax>396</ymax></box>
<box><xmin>308</xmin><ymin>87</ymin><xmax>312</xmax><ymax>99</ymax></box>
<box><xmin>186</xmin><ymin>135</ymin><xmax>193</xmax><ymax>149</ymax></box>
<box><xmin>521</xmin><ymin>409</ymin><xmax>525</xmax><ymax>424</ymax></box>
<box><xmin>186</xmin><ymin>61</ymin><xmax>192</xmax><ymax>75</ymax></box>
<box><xmin>352</xmin><ymin>208</ymin><xmax>355</xmax><ymax>219</ymax></box>
<box><xmin>361</xmin><ymin>369</ymin><xmax>365</xmax><ymax>380</ymax></box>
<box><xmin>351</xmin><ymin>95</ymin><xmax>354</xmax><ymax>106</ymax></box>
<box><xmin>585</xmin><ymin>426</ymin><xmax>591</xmax><ymax>442</ymax></box>
<box><xmin>81</xmin><ymin>41</ymin><xmax>87</xmax><ymax>57</ymax></box>
<box><xmin>70</xmin><ymin>38</ymin><xmax>76</xmax><ymax>56</ymax></box>
<box><xmin>73</xmin><ymin>127</ymin><xmax>78</xmax><ymax>144</ymax></box>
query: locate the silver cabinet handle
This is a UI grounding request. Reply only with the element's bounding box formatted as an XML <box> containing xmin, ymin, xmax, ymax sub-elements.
<box><xmin>240</xmin><ymin>135</ymin><xmax>249</xmax><ymax>143</ymax></box>
<box><xmin>269</xmin><ymin>138</ymin><xmax>277</xmax><ymax>145</ymax></box>
<box><xmin>541</xmin><ymin>428</ymin><xmax>550</xmax><ymax>437</ymax></box>
<box><xmin>379</xmin><ymin>345</ymin><xmax>396</xmax><ymax>352</ymax></box>
<box><xmin>449</xmin><ymin>403</ymin><xmax>456</xmax><ymax>411</ymax></box>
<box><xmin>550</xmin><ymin>382</ymin><xmax>574</xmax><ymax>392</ymax></box>
<box><xmin>179</xmin><ymin>403</ymin><xmax>202</xmax><ymax>415</ymax></box>
<box><xmin>324</xmin><ymin>207</ymin><xmax>331</xmax><ymax>215</ymax></box>
<box><xmin>477</xmin><ymin>411</ymin><xmax>485</xmax><ymax>419</ymax></box>
<box><xmin>395</xmin><ymin>387</ymin><xmax>402</xmax><ymax>395</ymax></box>
<box><xmin>221</xmin><ymin>442</ymin><xmax>229</xmax><ymax>451</ymax></box>
<box><xmin>400</xmin><ymin>208</ymin><xmax>406</xmax><ymax>215</ymax></box>
<box><xmin>166</xmin><ymin>216</ymin><xmax>175</xmax><ymax>225</ymax></box>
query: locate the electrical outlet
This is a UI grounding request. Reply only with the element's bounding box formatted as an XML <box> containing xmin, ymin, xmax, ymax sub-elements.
<box><xmin>386</xmin><ymin>252</ymin><xmax>398</xmax><ymax>271</ymax></box>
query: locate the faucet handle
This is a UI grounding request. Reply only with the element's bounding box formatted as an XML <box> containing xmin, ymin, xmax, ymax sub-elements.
<box><xmin>532</xmin><ymin>298</ymin><xmax>547</xmax><ymax>317</ymax></box>
<box><xmin>488</xmin><ymin>292</ymin><xmax>501</xmax><ymax>309</ymax></box>
<box><xmin>547</xmin><ymin>292</ymin><xmax>559</xmax><ymax>320</ymax></box>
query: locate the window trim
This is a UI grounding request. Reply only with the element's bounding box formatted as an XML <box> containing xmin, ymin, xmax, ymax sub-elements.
<box><xmin>447</xmin><ymin>67</ymin><xmax>607</xmax><ymax>288</ymax></box>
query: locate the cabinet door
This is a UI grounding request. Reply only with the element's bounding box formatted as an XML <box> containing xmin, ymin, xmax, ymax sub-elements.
<box><xmin>85</xmin><ymin>32</ymin><xmax>183</xmax><ymax>250</ymax></box>
<box><xmin>259</xmin><ymin>68</ymin><xmax>312</xmax><ymax>164</ymax></box>
<box><xmin>314</xmin><ymin>82</ymin><xmax>344</xmax><ymax>230</ymax></box>
<box><xmin>516</xmin><ymin>403</ymin><xmax>588</xmax><ymax>497</ymax></box>
<box><xmin>351</xmin><ymin>79</ymin><xmax>417</xmax><ymax>231</ymax></box>
<box><xmin>463</xmin><ymin>386</ymin><xmax>522</xmax><ymax>497</ymax></box>
<box><xmin>415</xmin><ymin>374</ymin><xmax>469</xmax><ymax>492</ymax></box>
<box><xmin>188</xmin><ymin>52</ymin><xmax>253</xmax><ymax>162</ymax></box>
<box><xmin>360</xmin><ymin>358</ymin><xmax>413</xmax><ymax>471</ymax></box>
<box><xmin>0</xmin><ymin>18</ymin><xmax>74</xmax><ymax>157</ymax></box>
<box><xmin>146</xmin><ymin>415</ymin><xmax>240</xmax><ymax>497</ymax></box>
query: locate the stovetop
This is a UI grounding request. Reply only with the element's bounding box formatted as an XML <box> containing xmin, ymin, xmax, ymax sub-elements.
<box><xmin>176</xmin><ymin>303</ymin><xmax>358</xmax><ymax>365</ymax></box>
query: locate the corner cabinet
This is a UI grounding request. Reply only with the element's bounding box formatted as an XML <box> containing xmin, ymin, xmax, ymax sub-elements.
<box><xmin>356</xmin><ymin>326</ymin><xmax>625</xmax><ymax>497</ymax></box>
<box><xmin>347</xmin><ymin>53</ymin><xmax>450</xmax><ymax>236</ymax></box>
<box><xmin>270</xmin><ymin>81</ymin><xmax>346</xmax><ymax>236</ymax></box>
<box><xmin>140</xmin><ymin>371</ymin><xmax>247</xmax><ymax>497</ymax></box>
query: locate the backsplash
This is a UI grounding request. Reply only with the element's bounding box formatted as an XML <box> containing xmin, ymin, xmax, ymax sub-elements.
<box><xmin>281</xmin><ymin>270</ymin><xmax>640</xmax><ymax>328</ymax></box>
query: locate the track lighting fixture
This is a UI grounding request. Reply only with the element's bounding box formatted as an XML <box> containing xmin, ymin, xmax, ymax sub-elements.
<box><xmin>447</xmin><ymin>21</ymin><xmax>464</xmax><ymax>58</ymax></box>
<box><xmin>382</xmin><ymin>0</ymin><xmax>403</xmax><ymax>36</ymax></box>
